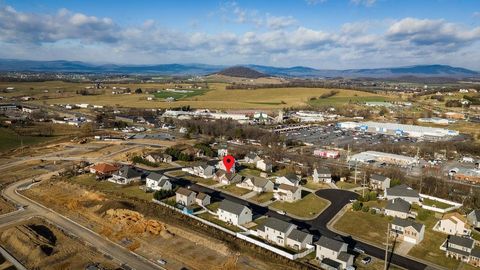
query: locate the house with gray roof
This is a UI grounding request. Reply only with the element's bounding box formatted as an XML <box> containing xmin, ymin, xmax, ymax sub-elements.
<box><xmin>214</xmin><ymin>170</ymin><xmax>244</xmax><ymax>185</ymax></box>
<box><xmin>370</xmin><ymin>174</ymin><xmax>391</xmax><ymax>190</ymax></box>
<box><xmin>315</xmin><ymin>236</ymin><xmax>354</xmax><ymax>270</ymax></box>
<box><xmin>236</xmin><ymin>177</ymin><xmax>274</xmax><ymax>193</ymax></box>
<box><xmin>467</xmin><ymin>210</ymin><xmax>480</xmax><ymax>228</ymax></box>
<box><xmin>441</xmin><ymin>235</ymin><xmax>480</xmax><ymax>266</ymax></box>
<box><xmin>313</xmin><ymin>167</ymin><xmax>332</xmax><ymax>183</ymax></box>
<box><xmin>175</xmin><ymin>187</ymin><xmax>197</xmax><ymax>207</ymax></box>
<box><xmin>385</xmin><ymin>198</ymin><xmax>411</xmax><ymax>219</ymax></box>
<box><xmin>195</xmin><ymin>192</ymin><xmax>211</xmax><ymax>207</ymax></box>
<box><xmin>274</xmin><ymin>183</ymin><xmax>301</xmax><ymax>202</ymax></box>
<box><xmin>245</xmin><ymin>153</ymin><xmax>261</xmax><ymax>164</ymax></box>
<box><xmin>391</xmin><ymin>217</ymin><xmax>425</xmax><ymax>244</ymax></box>
<box><xmin>384</xmin><ymin>184</ymin><xmax>420</xmax><ymax>204</ymax></box>
<box><xmin>275</xmin><ymin>174</ymin><xmax>300</xmax><ymax>187</ymax></box>
<box><xmin>256</xmin><ymin>217</ymin><xmax>313</xmax><ymax>250</ymax></box>
<box><xmin>217</xmin><ymin>200</ymin><xmax>252</xmax><ymax>226</ymax></box>
<box><xmin>109</xmin><ymin>166</ymin><xmax>142</xmax><ymax>185</ymax></box>
<box><xmin>146</xmin><ymin>172</ymin><xmax>172</xmax><ymax>191</ymax></box>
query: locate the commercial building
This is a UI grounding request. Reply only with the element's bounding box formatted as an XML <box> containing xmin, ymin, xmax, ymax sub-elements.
<box><xmin>349</xmin><ymin>151</ymin><xmax>419</xmax><ymax>167</ymax></box>
<box><xmin>337</xmin><ymin>121</ymin><xmax>459</xmax><ymax>140</ymax></box>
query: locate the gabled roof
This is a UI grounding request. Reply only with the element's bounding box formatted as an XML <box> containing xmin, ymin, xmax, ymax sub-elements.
<box><xmin>251</xmin><ymin>177</ymin><xmax>271</xmax><ymax>188</ymax></box>
<box><xmin>277</xmin><ymin>174</ymin><xmax>299</xmax><ymax>185</ymax></box>
<box><xmin>316</xmin><ymin>167</ymin><xmax>331</xmax><ymax>175</ymax></box>
<box><xmin>218</xmin><ymin>200</ymin><xmax>249</xmax><ymax>216</ymax></box>
<box><xmin>392</xmin><ymin>217</ymin><xmax>424</xmax><ymax>233</ymax></box>
<box><xmin>337</xmin><ymin>251</ymin><xmax>354</xmax><ymax>263</ymax></box>
<box><xmin>385</xmin><ymin>198</ymin><xmax>411</xmax><ymax>213</ymax></box>
<box><xmin>260</xmin><ymin>217</ymin><xmax>295</xmax><ymax>234</ymax></box>
<box><xmin>176</xmin><ymin>187</ymin><xmax>196</xmax><ymax>197</ymax></box>
<box><xmin>470</xmin><ymin>209</ymin><xmax>480</xmax><ymax>221</ymax></box>
<box><xmin>315</xmin><ymin>236</ymin><xmax>345</xmax><ymax>252</ymax></box>
<box><xmin>278</xmin><ymin>183</ymin><xmax>299</xmax><ymax>193</ymax></box>
<box><xmin>371</xmin><ymin>174</ymin><xmax>389</xmax><ymax>182</ymax></box>
<box><xmin>246</xmin><ymin>153</ymin><xmax>260</xmax><ymax>160</ymax></box>
<box><xmin>287</xmin><ymin>229</ymin><xmax>311</xmax><ymax>242</ymax></box>
<box><xmin>196</xmin><ymin>192</ymin><xmax>210</xmax><ymax>200</ymax></box>
<box><xmin>471</xmin><ymin>247</ymin><xmax>480</xmax><ymax>258</ymax></box>
<box><xmin>447</xmin><ymin>235</ymin><xmax>474</xmax><ymax>249</ymax></box>
<box><xmin>115</xmin><ymin>166</ymin><xmax>142</xmax><ymax>179</ymax></box>
<box><xmin>386</xmin><ymin>184</ymin><xmax>419</xmax><ymax>198</ymax></box>
<box><xmin>147</xmin><ymin>172</ymin><xmax>169</xmax><ymax>182</ymax></box>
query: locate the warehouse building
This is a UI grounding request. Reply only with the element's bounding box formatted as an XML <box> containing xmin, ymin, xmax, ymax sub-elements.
<box><xmin>349</xmin><ymin>151</ymin><xmax>419</xmax><ymax>167</ymax></box>
<box><xmin>337</xmin><ymin>121</ymin><xmax>458</xmax><ymax>140</ymax></box>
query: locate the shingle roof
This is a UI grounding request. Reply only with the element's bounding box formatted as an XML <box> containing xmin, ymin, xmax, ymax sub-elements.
<box><xmin>321</xmin><ymin>258</ymin><xmax>341</xmax><ymax>269</ymax></box>
<box><xmin>218</xmin><ymin>200</ymin><xmax>249</xmax><ymax>216</ymax></box>
<box><xmin>315</xmin><ymin>236</ymin><xmax>345</xmax><ymax>252</ymax></box>
<box><xmin>371</xmin><ymin>174</ymin><xmax>389</xmax><ymax>182</ymax></box>
<box><xmin>252</xmin><ymin>177</ymin><xmax>271</xmax><ymax>188</ymax></box>
<box><xmin>196</xmin><ymin>192</ymin><xmax>210</xmax><ymax>201</ymax></box>
<box><xmin>337</xmin><ymin>251</ymin><xmax>354</xmax><ymax>263</ymax></box>
<box><xmin>287</xmin><ymin>229</ymin><xmax>311</xmax><ymax>242</ymax></box>
<box><xmin>278</xmin><ymin>183</ymin><xmax>299</xmax><ymax>193</ymax></box>
<box><xmin>116</xmin><ymin>166</ymin><xmax>142</xmax><ymax>178</ymax></box>
<box><xmin>448</xmin><ymin>235</ymin><xmax>474</xmax><ymax>249</ymax></box>
<box><xmin>392</xmin><ymin>217</ymin><xmax>424</xmax><ymax>233</ymax></box>
<box><xmin>147</xmin><ymin>172</ymin><xmax>169</xmax><ymax>182</ymax></box>
<box><xmin>471</xmin><ymin>247</ymin><xmax>480</xmax><ymax>258</ymax></box>
<box><xmin>386</xmin><ymin>184</ymin><xmax>419</xmax><ymax>198</ymax></box>
<box><xmin>316</xmin><ymin>167</ymin><xmax>331</xmax><ymax>175</ymax></box>
<box><xmin>176</xmin><ymin>187</ymin><xmax>196</xmax><ymax>197</ymax></box>
<box><xmin>385</xmin><ymin>198</ymin><xmax>411</xmax><ymax>213</ymax></box>
<box><xmin>470</xmin><ymin>210</ymin><xmax>480</xmax><ymax>221</ymax></box>
<box><xmin>260</xmin><ymin>217</ymin><xmax>295</xmax><ymax>234</ymax></box>
<box><xmin>91</xmin><ymin>163</ymin><xmax>118</xmax><ymax>174</ymax></box>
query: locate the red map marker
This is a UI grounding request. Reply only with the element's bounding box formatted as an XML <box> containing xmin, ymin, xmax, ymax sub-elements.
<box><xmin>223</xmin><ymin>155</ymin><xmax>235</xmax><ymax>173</ymax></box>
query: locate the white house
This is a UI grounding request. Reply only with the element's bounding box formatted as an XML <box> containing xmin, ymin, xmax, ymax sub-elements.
<box><xmin>217</xmin><ymin>200</ymin><xmax>252</xmax><ymax>226</ymax></box>
<box><xmin>245</xmin><ymin>153</ymin><xmax>261</xmax><ymax>164</ymax></box>
<box><xmin>217</xmin><ymin>160</ymin><xmax>236</xmax><ymax>173</ymax></box>
<box><xmin>315</xmin><ymin>236</ymin><xmax>354</xmax><ymax>270</ymax></box>
<box><xmin>146</xmin><ymin>172</ymin><xmax>172</xmax><ymax>191</ymax></box>
<box><xmin>434</xmin><ymin>216</ymin><xmax>470</xmax><ymax>236</ymax></box>
<box><xmin>391</xmin><ymin>218</ymin><xmax>425</xmax><ymax>244</ymax></box>
<box><xmin>257</xmin><ymin>217</ymin><xmax>313</xmax><ymax>250</ymax></box>
<box><xmin>256</xmin><ymin>159</ymin><xmax>273</xmax><ymax>172</ymax></box>
<box><xmin>384</xmin><ymin>198</ymin><xmax>411</xmax><ymax>219</ymax></box>
<box><xmin>467</xmin><ymin>210</ymin><xmax>480</xmax><ymax>229</ymax></box>
<box><xmin>384</xmin><ymin>184</ymin><xmax>420</xmax><ymax>204</ymax></box>
<box><xmin>275</xmin><ymin>174</ymin><xmax>300</xmax><ymax>187</ymax></box>
<box><xmin>236</xmin><ymin>177</ymin><xmax>274</xmax><ymax>193</ymax></box>
<box><xmin>274</xmin><ymin>184</ymin><xmax>301</xmax><ymax>202</ymax></box>
<box><xmin>370</xmin><ymin>174</ymin><xmax>391</xmax><ymax>190</ymax></box>
<box><xmin>192</xmin><ymin>165</ymin><xmax>216</xmax><ymax>178</ymax></box>
<box><xmin>176</xmin><ymin>187</ymin><xmax>197</xmax><ymax>206</ymax></box>
<box><xmin>313</xmin><ymin>168</ymin><xmax>332</xmax><ymax>183</ymax></box>
<box><xmin>108</xmin><ymin>166</ymin><xmax>142</xmax><ymax>185</ymax></box>
<box><xmin>214</xmin><ymin>170</ymin><xmax>244</xmax><ymax>185</ymax></box>
<box><xmin>218</xmin><ymin>148</ymin><xmax>228</xmax><ymax>157</ymax></box>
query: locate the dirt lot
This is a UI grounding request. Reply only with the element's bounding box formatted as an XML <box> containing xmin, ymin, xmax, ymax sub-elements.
<box><xmin>23</xmin><ymin>179</ymin><xmax>287</xmax><ymax>270</ymax></box>
<box><xmin>0</xmin><ymin>197</ymin><xmax>14</xmax><ymax>215</ymax></box>
<box><xmin>0</xmin><ymin>217</ymin><xmax>118</xmax><ymax>270</ymax></box>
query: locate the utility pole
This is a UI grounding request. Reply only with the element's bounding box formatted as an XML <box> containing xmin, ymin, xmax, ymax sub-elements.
<box><xmin>362</xmin><ymin>171</ymin><xmax>366</xmax><ymax>198</ymax></box>
<box><xmin>354</xmin><ymin>162</ymin><xmax>358</xmax><ymax>184</ymax></box>
<box><xmin>384</xmin><ymin>222</ymin><xmax>390</xmax><ymax>270</ymax></box>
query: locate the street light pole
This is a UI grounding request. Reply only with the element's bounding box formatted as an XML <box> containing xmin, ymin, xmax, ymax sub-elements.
<box><xmin>385</xmin><ymin>222</ymin><xmax>390</xmax><ymax>270</ymax></box>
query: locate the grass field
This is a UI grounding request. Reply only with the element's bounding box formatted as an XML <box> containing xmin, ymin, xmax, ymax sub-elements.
<box><xmin>421</xmin><ymin>198</ymin><xmax>454</xmax><ymax>209</ymax></box>
<box><xmin>0</xmin><ymin>128</ymin><xmax>54</xmax><ymax>153</ymax></box>
<box><xmin>269</xmin><ymin>193</ymin><xmax>328</xmax><ymax>218</ymax></box>
<box><xmin>250</xmin><ymin>192</ymin><xmax>274</xmax><ymax>203</ymax></box>
<box><xmin>220</xmin><ymin>184</ymin><xmax>251</xmax><ymax>196</ymax></box>
<box><xmin>336</xmin><ymin>181</ymin><xmax>360</xmax><ymax>190</ymax></box>
<box><xmin>7</xmin><ymin>81</ymin><xmax>395</xmax><ymax>109</ymax></box>
<box><xmin>71</xmin><ymin>174</ymin><xmax>153</xmax><ymax>201</ymax></box>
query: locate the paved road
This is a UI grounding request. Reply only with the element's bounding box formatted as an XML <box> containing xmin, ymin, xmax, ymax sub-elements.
<box><xmin>168</xmin><ymin>174</ymin><xmax>430</xmax><ymax>270</ymax></box>
<box><xmin>1</xmin><ymin>178</ymin><xmax>164</xmax><ymax>270</ymax></box>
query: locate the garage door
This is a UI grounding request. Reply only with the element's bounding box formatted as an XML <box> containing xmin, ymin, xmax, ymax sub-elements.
<box><xmin>404</xmin><ymin>236</ymin><xmax>416</xmax><ymax>244</ymax></box>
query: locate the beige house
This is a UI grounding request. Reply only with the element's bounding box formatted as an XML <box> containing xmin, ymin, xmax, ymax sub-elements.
<box><xmin>384</xmin><ymin>198</ymin><xmax>411</xmax><ymax>219</ymax></box>
<box><xmin>256</xmin><ymin>159</ymin><xmax>273</xmax><ymax>172</ymax></box>
<box><xmin>434</xmin><ymin>216</ymin><xmax>470</xmax><ymax>236</ymax></box>
<box><xmin>370</xmin><ymin>174</ymin><xmax>391</xmax><ymax>190</ymax></box>
<box><xmin>315</xmin><ymin>236</ymin><xmax>354</xmax><ymax>270</ymax></box>
<box><xmin>176</xmin><ymin>187</ymin><xmax>197</xmax><ymax>206</ymax></box>
<box><xmin>274</xmin><ymin>184</ymin><xmax>301</xmax><ymax>202</ymax></box>
<box><xmin>195</xmin><ymin>192</ymin><xmax>211</xmax><ymax>207</ymax></box>
<box><xmin>236</xmin><ymin>177</ymin><xmax>274</xmax><ymax>193</ymax></box>
<box><xmin>257</xmin><ymin>217</ymin><xmax>313</xmax><ymax>250</ymax></box>
<box><xmin>390</xmin><ymin>218</ymin><xmax>425</xmax><ymax>244</ymax></box>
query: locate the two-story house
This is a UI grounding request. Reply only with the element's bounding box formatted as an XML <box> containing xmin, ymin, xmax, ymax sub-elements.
<box><xmin>467</xmin><ymin>210</ymin><xmax>480</xmax><ymax>229</ymax></box>
<box><xmin>257</xmin><ymin>217</ymin><xmax>313</xmax><ymax>250</ymax></box>
<box><xmin>275</xmin><ymin>174</ymin><xmax>300</xmax><ymax>187</ymax></box>
<box><xmin>245</xmin><ymin>153</ymin><xmax>261</xmax><ymax>164</ymax></box>
<box><xmin>384</xmin><ymin>198</ymin><xmax>411</xmax><ymax>219</ymax></box>
<box><xmin>217</xmin><ymin>200</ymin><xmax>252</xmax><ymax>226</ymax></box>
<box><xmin>236</xmin><ymin>177</ymin><xmax>274</xmax><ymax>193</ymax></box>
<box><xmin>312</xmin><ymin>168</ymin><xmax>332</xmax><ymax>183</ymax></box>
<box><xmin>175</xmin><ymin>187</ymin><xmax>197</xmax><ymax>207</ymax></box>
<box><xmin>146</xmin><ymin>172</ymin><xmax>172</xmax><ymax>191</ymax></box>
<box><xmin>195</xmin><ymin>192</ymin><xmax>211</xmax><ymax>207</ymax></box>
<box><xmin>434</xmin><ymin>215</ymin><xmax>470</xmax><ymax>236</ymax></box>
<box><xmin>390</xmin><ymin>217</ymin><xmax>425</xmax><ymax>244</ymax></box>
<box><xmin>370</xmin><ymin>174</ymin><xmax>391</xmax><ymax>190</ymax></box>
<box><xmin>109</xmin><ymin>166</ymin><xmax>142</xmax><ymax>185</ymax></box>
<box><xmin>274</xmin><ymin>184</ymin><xmax>301</xmax><ymax>202</ymax></box>
<box><xmin>315</xmin><ymin>236</ymin><xmax>354</xmax><ymax>270</ymax></box>
<box><xmin>214</xmin><ymin>170</ymin><xmax>244</xmax><ymax>185</ymax></box>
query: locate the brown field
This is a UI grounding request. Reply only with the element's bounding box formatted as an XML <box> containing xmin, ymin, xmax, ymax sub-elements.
<box><xmin>2</xmin><ymin>81</ymin><xmax>392</xmax><ymax>109</ymax></box>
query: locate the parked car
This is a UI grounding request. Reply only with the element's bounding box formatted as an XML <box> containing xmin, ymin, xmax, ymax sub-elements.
<box><xmin>353</xmin><ymin>247</ymin><xmax>365</xmax><ymax>254</ymax></box>
<box><xmin>157</xmin><ymin>259</ymin><xmax>167</xmax><ymax>265</ymax></box>
<box><xmin>276</xmin><ymin>210</ymin><xmax>286</xmax><ymax>215</ymax></box>
<box><xmin>361</xmin><ymin>257</ymin><xmax>372</xmax><ymax>264</ymax></box>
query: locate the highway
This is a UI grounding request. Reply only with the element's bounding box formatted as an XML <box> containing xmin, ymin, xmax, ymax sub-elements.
<box><xmin>0</xmin><ymin>178</ymin><xmax>164</xmax><ymax>270</ymax></box>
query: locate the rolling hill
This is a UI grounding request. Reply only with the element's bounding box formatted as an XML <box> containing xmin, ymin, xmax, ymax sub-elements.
<box><xmin>0</xmin><ymin>59</ymin><xmax>478</xmax><ymax>78</ymax></box>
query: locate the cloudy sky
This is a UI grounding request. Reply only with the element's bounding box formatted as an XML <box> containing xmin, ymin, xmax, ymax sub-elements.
<box><xmin>1</xmin><ymin>0</ymin><xmax>480</xmax><ymax>69</ymax></box>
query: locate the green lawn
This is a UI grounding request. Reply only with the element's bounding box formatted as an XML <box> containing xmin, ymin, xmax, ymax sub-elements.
<box><xmin>336</xmin><ymin>181</ymin><xmax>360</xmax><ymax>190</ymax></box>
<box><xmin>220</xmin><ymin>184</ymin><xmax>251</xmax><ymax>196</ymax></box>
<box><xmin>0</xmin><ymin>128</ymin><xmax>53</xmax><ymax>152</ymax></box>
<box><xmin>206</xmin><ymin>201</ymin><xmax>220</xmax><ymax>212</ymax></box>
<box><xmin>238</xmin><ymin>167</ymin><xmax>263</xmax><ymax>177</ymax></box>
<box><xmin>153</xmin><ymin>89</ymin><xmax>208</xmax><ymax>100</ymax></box>
<box><xmin>269</xmin><ymin>193</ymin><xmax>328</xmax><ymax>218</ymax></box>
<box><xmin>304</xmin><ymin>178</ymin><xmax>330</xmax><ymax>190</ymax></box>
<box><xmin>197</xmin><ymin>212</ymin><xmax>243</xmax><ymax>232</ymax></box>
<box><xmin>421</xmin><ymin>198</ymin><xmax>454</xmax><ymax>209</ymax></box>
<box><xmin>250</xmin><ymin>192</ymin><xmax>274</xmax><ymax>203</ymax></box>
<box><xmin>184</xmin><ymin>175</ymin><xmax>218</xmax><ymax>186</ymax></box>
<box><xmin>70</xmin><ymin>174</ymin><xmax>153</xmax><ymax>201</ymax></box>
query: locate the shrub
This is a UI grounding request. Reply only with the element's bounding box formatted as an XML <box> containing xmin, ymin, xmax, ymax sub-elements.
<box><xmin>153</xmin><ymin>189</ymin><xmax>175</xmax><ymax>200</ymax></box>
<box><xmin>370</xmin><ymin>208</ymin><xmax>377</xmax><ymax>215</ymax></box>
<box><xmin>362</xmin><ymin>206</ymin><xmax>370</xmax><ymax>212</ymax></box>
<box><xmin>352</xmin><ymin>201</ymin><xmax>363</xmax><ymax>211</ymax></box>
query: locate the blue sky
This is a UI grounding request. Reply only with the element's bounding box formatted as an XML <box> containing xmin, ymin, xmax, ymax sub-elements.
<box><xmin>1</xmin><ymin>0</ymin><xmax>480</xmax><ymax>69</ymax></box>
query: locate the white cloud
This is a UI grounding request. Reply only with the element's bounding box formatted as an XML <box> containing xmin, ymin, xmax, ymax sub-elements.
<box><xmin>350</xmin><ymin>0</ymin><xmax>376</xmax><ymax>7</ymax></box>
<box><xmin>305</xmin><ymin>0</ymin><xmax>327</xmax><ymax>5</ymax></box>
<box><xmin>265</xmin><ymin>15</ymin><xmax>297</xmax><ymax>29</ymax></box>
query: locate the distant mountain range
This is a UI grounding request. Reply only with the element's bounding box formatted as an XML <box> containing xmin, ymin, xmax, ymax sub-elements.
<box><xmin>0</xmin><ymin>59</ymin><xmax>478</xmax><ymax>78</ymax></box>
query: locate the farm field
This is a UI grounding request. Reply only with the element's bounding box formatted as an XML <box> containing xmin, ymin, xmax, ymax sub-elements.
<box><xmin>3</xmin><ymin>81</ymin><xmax>394</xmax><ymax>109</ymax></box>
<box><xmin>0</xmin><ymin>128</ymin><xmax>54</xmax><ymax>153</ymax></box>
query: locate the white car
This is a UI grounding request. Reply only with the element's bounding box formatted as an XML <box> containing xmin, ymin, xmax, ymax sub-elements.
<box><xmin>157</xmin><ymin>259</ymin><xmax>166</xmax><ymax>265</ymax></box>
<box><xmin>276</xmin><ymin>210</ymin><xmax>286</xmax><ymax>215</ymax></box>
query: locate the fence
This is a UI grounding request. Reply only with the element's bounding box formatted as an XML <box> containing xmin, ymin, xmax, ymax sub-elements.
<box><xmin>419</xmin><ymin>194</ymin><xmax>462</xmax><ymax>213</ymax></box>
<box><xmin>152</xmin><ymin>199</ymin><xmax>315</xmax><ymax>260</ymax></box>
